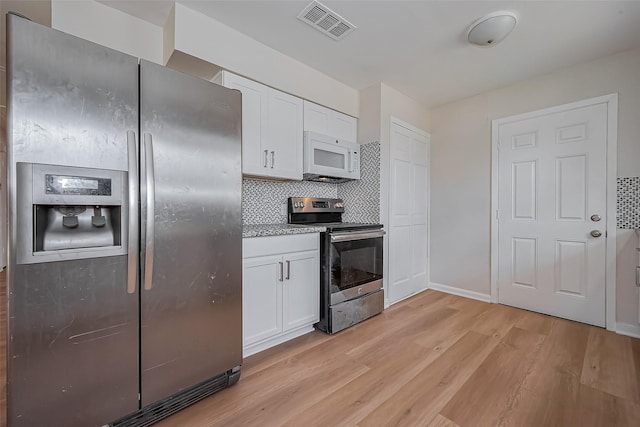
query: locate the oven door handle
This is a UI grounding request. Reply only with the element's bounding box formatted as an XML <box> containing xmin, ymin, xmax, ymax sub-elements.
<box><xmin>330</xmin><ymin>230</ymin><xmax>386</xmax><ymax>243</ymax></box>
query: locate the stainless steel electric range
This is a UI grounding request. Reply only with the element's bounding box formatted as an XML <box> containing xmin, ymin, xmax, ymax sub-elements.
<box><xmin>288</xmin><ymin>197</ymin><xmax>385</xmax><ymax>334</ymax></box>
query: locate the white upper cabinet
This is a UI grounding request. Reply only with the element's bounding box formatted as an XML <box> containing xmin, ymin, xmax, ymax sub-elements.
<box><xmin>216</xmin><ymin>71</ymin><xmax>303</xmax><ymax>180</ymax></box>
<box><xmin>303</xmin><ymin>100</ymin><xmax>357</xmax><ymax>142</ymax></box>
<box><xmin>267</xmin><ymin>90</ymin><xmax>303</xmax><ymax>180</ymax></box>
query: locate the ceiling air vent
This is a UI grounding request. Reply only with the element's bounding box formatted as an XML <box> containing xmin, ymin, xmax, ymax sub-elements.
<box><xmin>297</xmin><ymin>1</ymin><xmax>357</xmax><ymax>41</ymax></box>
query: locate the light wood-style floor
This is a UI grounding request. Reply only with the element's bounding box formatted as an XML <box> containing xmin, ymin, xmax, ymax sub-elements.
<box><xmin>2</xmin><ymin>271</ymin><xmax>640</xmax><ymax>426</ymax></box>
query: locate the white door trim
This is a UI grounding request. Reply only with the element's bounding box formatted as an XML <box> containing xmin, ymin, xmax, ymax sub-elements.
<box><xmin>388</xmin><ymin>116</ymin><xmax>431</xmax><ymax>305</ymax></box>
<box><xmin>490</xmin><ymin>93</ymin><xmax>618</xmax><ymax>330</ymax></box>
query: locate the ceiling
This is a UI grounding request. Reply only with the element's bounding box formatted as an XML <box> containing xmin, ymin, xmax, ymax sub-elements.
<box><xmin>99</xmin><ymin>1</ymin><xmax>640</xmax><ymax>109</ymax></box>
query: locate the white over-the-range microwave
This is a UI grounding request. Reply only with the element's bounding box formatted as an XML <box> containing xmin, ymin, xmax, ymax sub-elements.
<box><xmin>303</xmin><ymin>131</ymin><xmax>360</xmax><ymax>183</ymax></box>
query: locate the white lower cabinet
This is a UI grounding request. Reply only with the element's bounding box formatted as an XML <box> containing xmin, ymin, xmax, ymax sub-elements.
<box><xmin>242</xmin><ymin>233</ymin><xmax>319</xmax><ymax>357</ymax></box>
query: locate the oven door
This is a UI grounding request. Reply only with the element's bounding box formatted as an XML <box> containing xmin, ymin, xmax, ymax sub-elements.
<box><xmin>329</xmin><ymin>230</ymin><xmax>385</xmax><ymax>305</ymax></box>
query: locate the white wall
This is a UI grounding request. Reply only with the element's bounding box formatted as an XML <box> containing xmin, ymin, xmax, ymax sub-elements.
<box><xmin>429</xmin><ymin>47</ymin><xmax>640</xmax><ymax>326</ymax></box>
<box><xmin>171</xmin><ymin>3</ymin><xmax>359</xmax><ymax>117</ymax></box>
<box><xmin>51</xmin><ymin>0</ymin><xmax>163</xmax><ymax>64</ymax></box>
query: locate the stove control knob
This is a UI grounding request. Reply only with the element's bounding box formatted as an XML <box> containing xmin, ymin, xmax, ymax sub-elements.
<box><xmin>300</xmin><ymin>202</ymin><xmax>305</xmax><ymax>208</ymax></box>
<box><xmin>294</xmin><ymin>202</ymin><xmax>300</xmax><ymax>208</ymax></box>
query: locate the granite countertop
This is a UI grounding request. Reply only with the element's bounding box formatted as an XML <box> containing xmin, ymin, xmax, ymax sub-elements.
<box><xmin>243</xmin><ymin>224</ymin><xmax>326</xmax><ymax>238</ymax></box>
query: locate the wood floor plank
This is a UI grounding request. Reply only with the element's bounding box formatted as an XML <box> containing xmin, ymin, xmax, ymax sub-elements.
<box><xmin>471</xmin><ymin>303</ymin><xmax>525</xmax><ymax>339</ymax></box>
<box><xmin>357</xmin><ymin>330</ymin><xmax>500</xmax><ymax>426</ymax></box>
<box><xmin>281</xmin><ymin>342</ymin><xmax>437</xmax><ymax>427</ymax></box>
<box><xmin>500</xmin><ymin>379</ymin><xmax>640</xmax><ymax>427</ymax></box>
<box><xmin>515</xmin><ymin>310</ymin><xmax>556</xmax><ymax>336</ymax></box>
<box><xmin>491</xmin><ymin>318</ymin><xmax>592</xmax><ymax>426</ymax></box>
<box><xmin>440</xmin><ymin>326</ymin><xmax>547</xmax><ymax>426</ymax></box>
<box><xmin>581</xmin><ymin>326</ymin><xmax>640</xmax><ymax>403</ymax></box>
<box><xmin>426</xmin><ymin>414</ymin><xmax>460</xmax><ymax>427</ymax></box>
<box><xmin>352</xmin><ymin>306</ymin><xmax>458</xmax><ymax>367</ymax></box>
<box><xmin>241</xmin><ymin>330</ymin><xmax>332</xmax><ymax>378</ymax></box>
<box><xmin>410</xmin><ymin>295</ymin><xmax>491</xmax><ymax>356</ymax></box>
<box><xmin>346</xmin><ymin>292</ymin><xmax>463</xmax><ymax>360</ymax></box>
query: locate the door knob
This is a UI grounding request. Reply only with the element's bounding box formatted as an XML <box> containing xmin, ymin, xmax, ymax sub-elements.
<box><xmin>590</xmin><ymin>214</ymin><xmax>601</xmax><ymax>222</ymax></box>
<box><xmin>590</xmin><ymin>230</ymin><xmax>602</xmax><ymax>238</ymax></box>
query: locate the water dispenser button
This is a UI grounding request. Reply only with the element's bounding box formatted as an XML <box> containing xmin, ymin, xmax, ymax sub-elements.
<box><xmin>92</xmin><ymin>207</ymin><xmax>106</xmax><ymax>227</ymax></box>
<box><xmin>62</xmin><ymin>215</ymin><xmax>79</xmax><ymax>228</ymax></box>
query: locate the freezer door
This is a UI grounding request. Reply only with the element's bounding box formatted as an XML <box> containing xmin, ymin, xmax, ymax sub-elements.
<box><xmin>6</xmin><ymin>15</ymin><xmax>139</xmax><ymax>427</ymax></box>
<box><xmin>139</xmin><ymin>60</ymin><xmax>243</xmax><ymax>405</ymax></box>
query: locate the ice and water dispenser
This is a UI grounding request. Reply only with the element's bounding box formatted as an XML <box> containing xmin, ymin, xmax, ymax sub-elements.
<box><xmin>16</xmin><ymin>163</ymin><xmax>128</xmax><ymax>264</ymax></box>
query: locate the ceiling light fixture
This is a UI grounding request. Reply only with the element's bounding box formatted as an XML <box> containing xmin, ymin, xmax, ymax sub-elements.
<box><xmin>467</xmin><ymin>11</ymin><xmax>517</xmax><ymax>47</ymax></box>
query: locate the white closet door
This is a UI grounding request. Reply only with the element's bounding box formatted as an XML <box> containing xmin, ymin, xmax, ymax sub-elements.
<box><xmin>388</xmin><ymin>121</ymin><xmax>429</xmax><ymax>304</ymax></box>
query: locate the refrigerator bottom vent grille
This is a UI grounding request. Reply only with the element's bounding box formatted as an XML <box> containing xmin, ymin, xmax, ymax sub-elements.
<box><xmin>110</xmin><ymin>370</ymin><xmax>237</xmax><ymax>427</ymax></box>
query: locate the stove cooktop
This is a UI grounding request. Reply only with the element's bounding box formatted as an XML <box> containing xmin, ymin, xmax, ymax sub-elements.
<box><xmin>287</xmin><ymin>197</ymin><xmax>382</xmax><ymax>232</ymax></box>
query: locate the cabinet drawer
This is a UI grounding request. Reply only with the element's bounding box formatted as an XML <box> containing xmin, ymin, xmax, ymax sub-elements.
<box><xmin>243</xmin><ymin>233</ymin><xmax>319</xmax><ymax>259</ymax></box>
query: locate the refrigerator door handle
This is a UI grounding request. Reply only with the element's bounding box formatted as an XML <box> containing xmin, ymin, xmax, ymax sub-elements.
<box><xmin>127</xmin><ymin>130</ymin><xmax>139</xmax><ymax>294</ymax></box>
<box><xmin>143</xmin><ymin>133</ymin><xmax>155</xmax><ymax>291</ymax></box>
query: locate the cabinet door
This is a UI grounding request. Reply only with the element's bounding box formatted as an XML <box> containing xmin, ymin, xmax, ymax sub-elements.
<box><xmin>221</xmin><ymin>73</ymin><xmax>268</xmax><ymax>176</ymax></box>
<box><xmin>282</xmin><ymin>250</ymin><xmax>319</xmax><ymax>331</ymax></box>
<box><xmin>304</xmin><ymin>100</ymin><xmax>357</xmax><ymax>142</ymax></box>
<box><xmin>243</xmin><ymin>255</ymin><xmax>283</xmax><ymax>346</ymax></box>
<box><xmin>267</xmin><ymin>89</ymin><xmax>303</xmax><ymax>180</ymax></box>
<box><xmin>303</xmin><ymin>100</ymin><xmax>332</xmax><ymax>134</ymax></box>
<box><xmin>330</xmin><ymin>111</ymin><xmax>357</xmax><ymax>142</ymax></box>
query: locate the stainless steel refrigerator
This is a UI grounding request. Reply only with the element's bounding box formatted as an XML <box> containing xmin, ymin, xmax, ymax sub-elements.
<box><xmin>6</xmin><ymin>14</ymin><xmax>242</xmax><ymax>426</ymax></box>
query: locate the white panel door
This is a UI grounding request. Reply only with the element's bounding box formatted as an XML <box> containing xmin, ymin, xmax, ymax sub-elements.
<box><xmin>497</xmin><ymin>103</ymin><xmax>607</xmax><ymax>326</ymax></box>
<box><xmin>389</xmin><ymin>121</ymin><xmax>429</xmax><ymax>304</ymax></box>
<box><xmin>267</xmin><ymin>89</ymin><xmax>303</xmax><ymax>180</ymax></box>
<box><xmin>219</xmin><ymin>72</ymin><xmax>267</xmax><ymax>176</ymax></box>
<box><xmin>282</xmin><ymin>250</ymin><xmax>319</xmax><ymax>331</ymax></box>
<box><xmin>243</xmin><ymin>255</ymin><xmax>283</xmax><ymax>346</ymax></box>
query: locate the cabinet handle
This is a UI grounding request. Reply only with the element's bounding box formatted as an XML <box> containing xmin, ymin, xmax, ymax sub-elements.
<box><xmin>636</xmin><ymin>266</ymin><xmax>640</xmax><ymax>287</ymax></box>
<box><xmin>285</xmin><ymin>260</ymin><xmax>290</xmax><ymax>280</ymax></box>
<box><xmin>271</xmin><ymin>151</ymin><xmax>275</xmax><ymax>168</ymax></box>
<box><xmin>279</xmin><ymin>261</ymin><xmax>284</xmax><ymax>282</ymax></box>
<box><xmin>264</xmin><ymin>150</ymin><xmax>268</xmax><ymax>168</ymax></box>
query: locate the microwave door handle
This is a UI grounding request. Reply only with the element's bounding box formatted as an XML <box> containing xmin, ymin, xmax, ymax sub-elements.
<box><xmin>347</xmin><ymin>151</ymin><xmax>352</xmax><ymax>172</ymax></box>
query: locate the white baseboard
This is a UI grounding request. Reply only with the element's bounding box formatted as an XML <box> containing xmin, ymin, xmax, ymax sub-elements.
<box><xmin>616</xmin><ymin>322</ymin><xmax>640</xmax><ymax>339</ymax></box>
<box><xmin>428</xmin><ymin>282</ymin><xmax>492</xmax><ymax>303</ymax></box>
<box><xmin>242</xmin><ymin>324</ymin><xmax>314</xmax><ymax>358</ymax></box>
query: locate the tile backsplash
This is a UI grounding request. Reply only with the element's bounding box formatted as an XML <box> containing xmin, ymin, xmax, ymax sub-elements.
<box><xmin>340</xmin><ymin>141</ymin><xmax>380</xmax><ymax>223</ymax></box>
<box><xmin>617</xmin><ymin>177</ymin><xmax>640</xmax><ymax>229</ymax></box>
<box><xmin>242</xmin><ymin>179</ymin><xmax>337</xmax><ymax>224</ymax></box>
<box><xmin>242</xmin><ymin>141</ymin><xmax>381</xmax><ymax>225</ymax></box>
